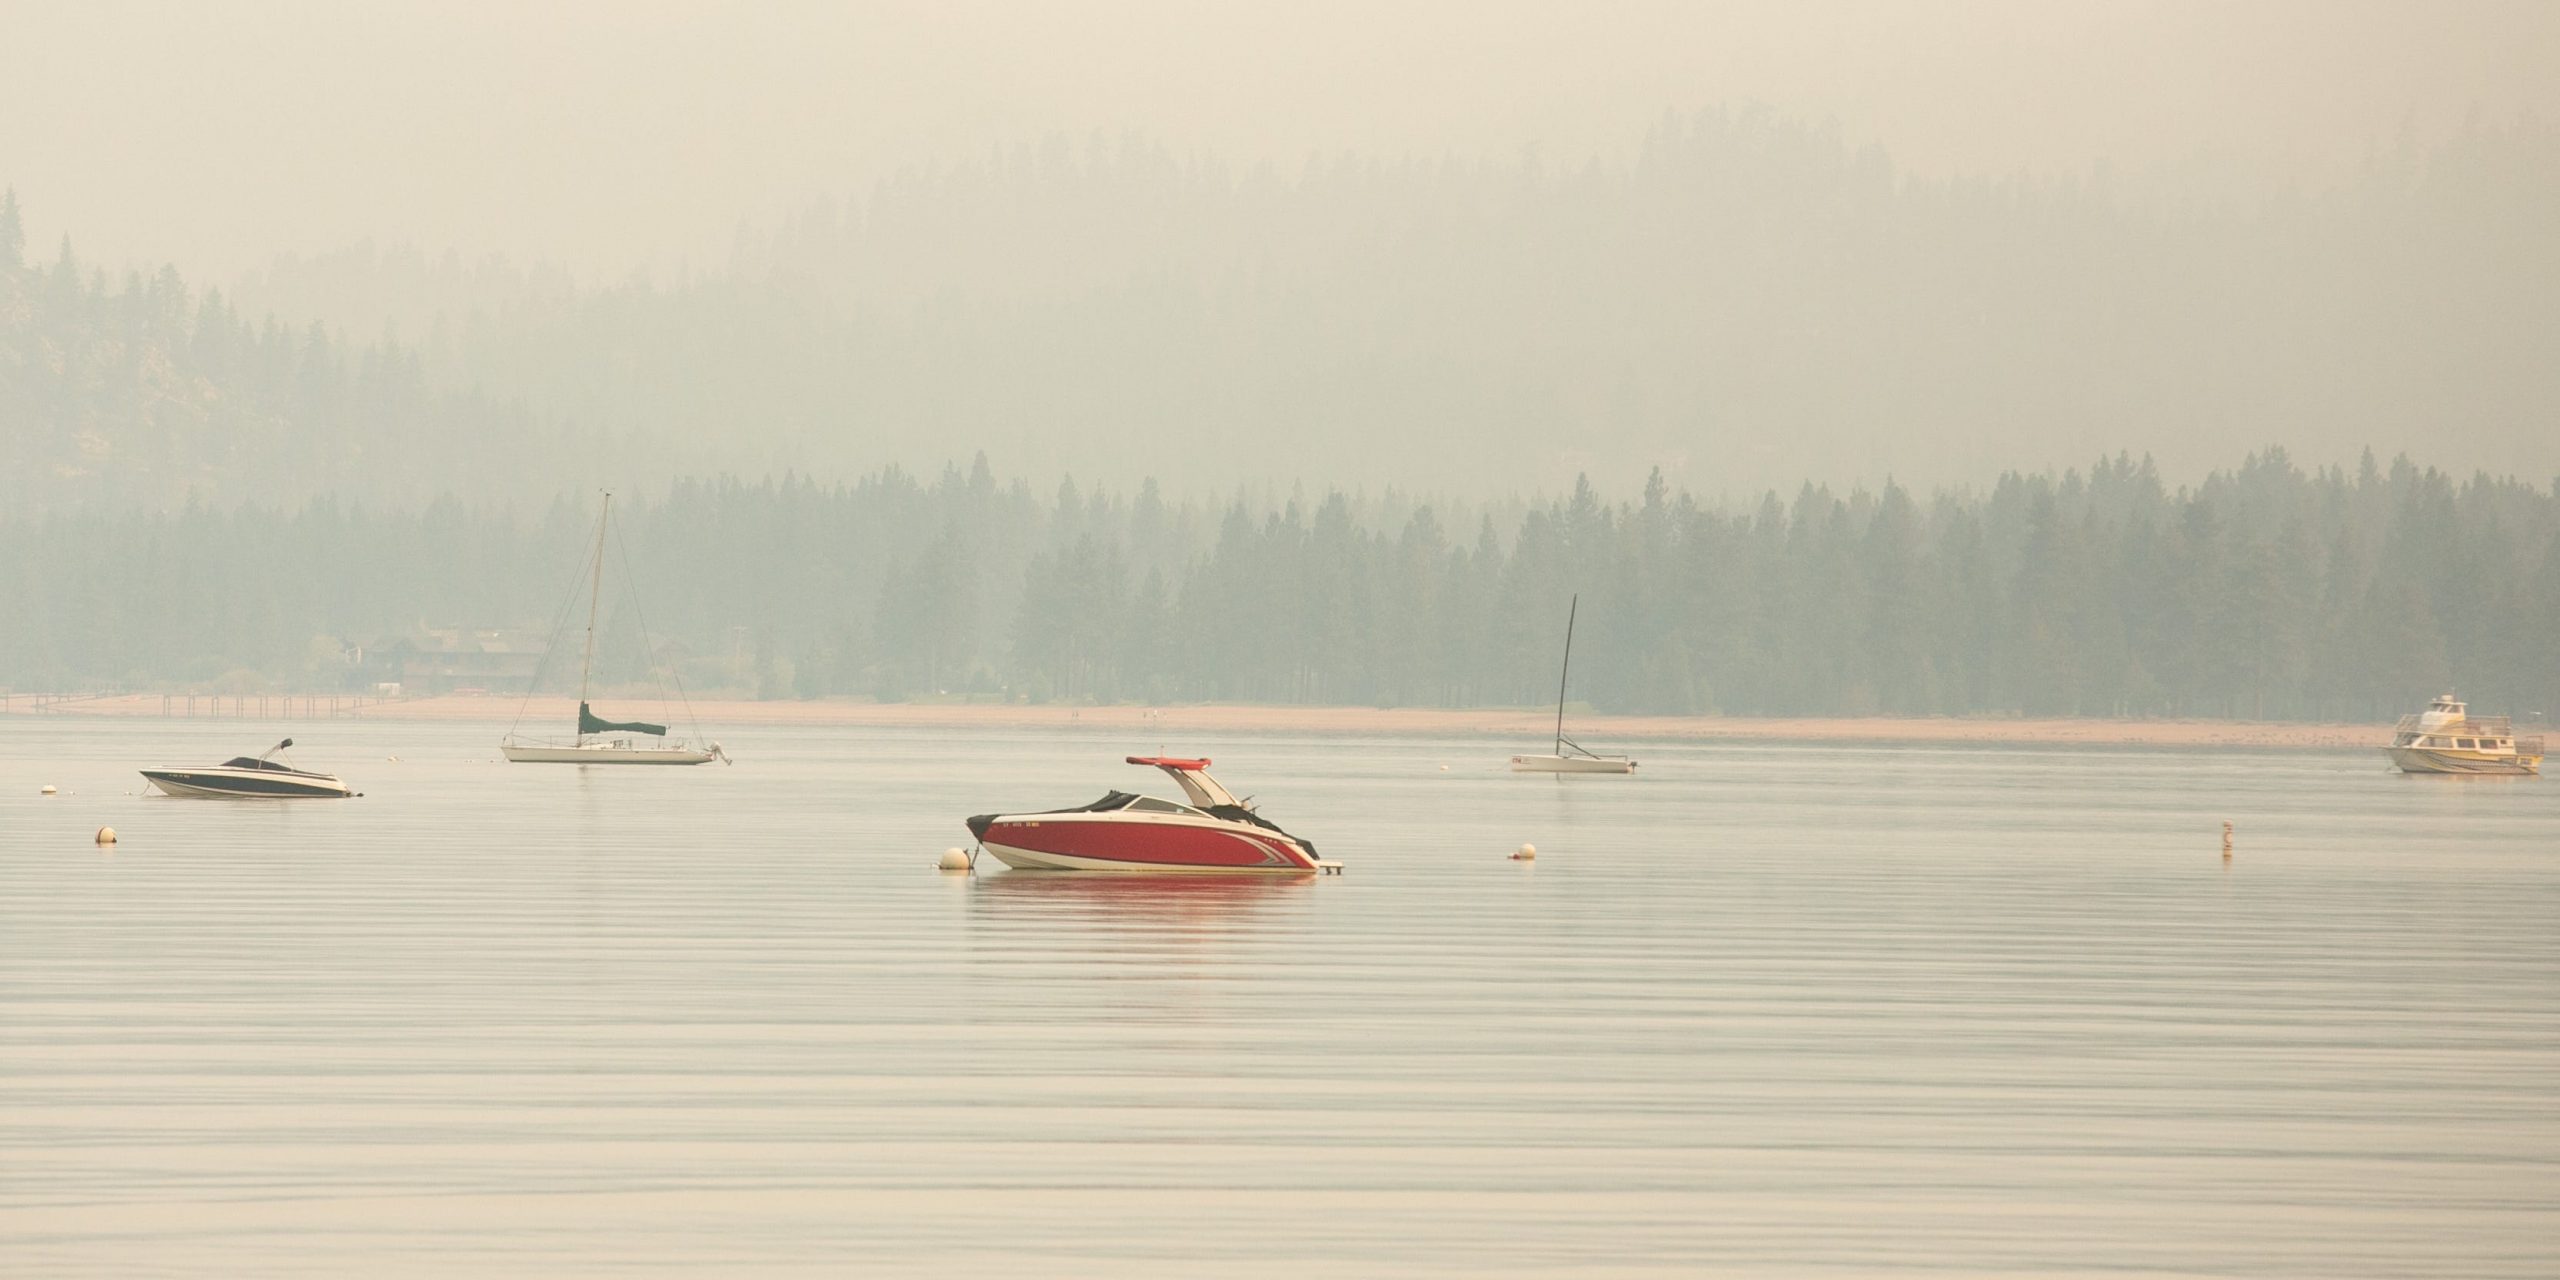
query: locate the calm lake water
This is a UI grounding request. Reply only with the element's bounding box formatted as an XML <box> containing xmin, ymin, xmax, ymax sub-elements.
<box><xmin>3</xmin><ymin>717</ymin><xmax>2555</xmax><ymax>1277</ymax></box>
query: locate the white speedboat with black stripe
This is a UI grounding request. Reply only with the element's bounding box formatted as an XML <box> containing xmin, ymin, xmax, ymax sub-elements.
<box><xmin>142</xmin><ymin>739</ymin><xmax>355</xmax><ymax>798</ymax></box>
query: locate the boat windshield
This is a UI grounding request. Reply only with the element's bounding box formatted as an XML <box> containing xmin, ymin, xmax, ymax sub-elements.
<box><xmin>1030</xmin><ymin>790</ymin><xmax>1188</xmax><ymax>816</ymax></box>
<box><xmin>220</xmin><ymin>757</ymin><xmax>298</xmax><ymax>772</ymax></box>
<box><xmin>1027</xmin><ymin>791</ymin><xmax>1214</xmax><ymax>818</ymax></box>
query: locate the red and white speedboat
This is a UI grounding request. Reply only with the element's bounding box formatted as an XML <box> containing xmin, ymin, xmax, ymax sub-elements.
<box><xmin>966</xmin><ymin>756</ymin><xmax>1339</xmax><ymax>874</ymax></box>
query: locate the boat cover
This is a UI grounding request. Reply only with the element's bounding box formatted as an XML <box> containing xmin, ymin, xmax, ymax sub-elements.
<box><xmin>1205</xmin><ymin>803</ymin><xmax>1319</xmax><ymax>857</ymax></box>
<box><xmin>580</xmin><ymin>702</ymin><xmax>668</xmax><ymax>737</ymax></box>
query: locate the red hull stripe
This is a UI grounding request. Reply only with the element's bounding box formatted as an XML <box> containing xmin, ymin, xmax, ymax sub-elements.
<box><xmin>982</xmin><ymin>820</ymin><xmax>1308</xmax><ymax>869</ymax></box>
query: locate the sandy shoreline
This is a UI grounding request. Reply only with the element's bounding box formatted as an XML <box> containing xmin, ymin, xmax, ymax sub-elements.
<box><xmin>4</xmin><ymin>693</ymin><xmax>2390</xmax><ymax>749</ymax></box>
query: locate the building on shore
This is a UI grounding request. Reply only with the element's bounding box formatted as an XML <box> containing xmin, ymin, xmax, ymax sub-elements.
<box><xmin>362</xmin><ymin>627</ymin><xmax>546</xmax><ymax>696</ymax></box>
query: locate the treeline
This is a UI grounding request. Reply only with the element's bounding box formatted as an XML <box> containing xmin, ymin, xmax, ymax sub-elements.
<box><xmin>2</xmin><ymin>450</ymin><xmax>2554</xmax><ymax>722</ymax></box>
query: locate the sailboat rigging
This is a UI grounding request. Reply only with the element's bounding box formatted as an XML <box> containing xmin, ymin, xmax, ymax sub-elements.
<box><xmin>1509</xmin><ymin>593</ymin><xmax>1635</xmax><ymax>773</ymax></box>
<box><xmin>501</xmin><ymin>493</ymin><xmax>727</xmax><ymax>765</ymax></box>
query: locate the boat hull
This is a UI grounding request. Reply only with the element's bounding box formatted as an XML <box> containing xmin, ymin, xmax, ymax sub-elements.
<box><xmin>141</xmin><ymin>769</ymin><xmax>351</xmax><ymax>798</ymax></box>
<box><xmin>2385</xmin><ymin>746</ymin><xmax>2541</xmax><ymax>776</ymax></box>
<box><xmin>975</xmin><ymin>815</ymin><xmax>1322</xmax><ymax>874</ymax></box>
<box><xmin>502</xmin><ymin>742</ymin><xmax>718</xmax><ymax>765</ymax></box>
<box><xmin>1510</xmin><ymin>754</ymin><xmax>1636</xmax><ymax>774</ymax></box>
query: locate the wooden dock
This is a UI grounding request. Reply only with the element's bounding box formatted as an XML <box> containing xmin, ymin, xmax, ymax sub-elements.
<box><xmin>0</xmin><ymin>693</ymin><xmax>400</xmax><ymax>719</ymax></box>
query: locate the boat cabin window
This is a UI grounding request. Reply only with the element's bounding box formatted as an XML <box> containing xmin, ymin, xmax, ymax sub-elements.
<box><xmin>2458</xmin><ymin>739</ymin><xmax>2478</xmax><ymax>749</ymax></box>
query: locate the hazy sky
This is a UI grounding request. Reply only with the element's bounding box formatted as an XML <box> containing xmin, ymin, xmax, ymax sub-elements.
<box><xmin>5</xmin><ymin>0</ymin><xmax>2555</xmax><ymax>279</ymax></box>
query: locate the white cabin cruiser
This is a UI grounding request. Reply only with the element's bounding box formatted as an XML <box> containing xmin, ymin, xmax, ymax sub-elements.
<box><xmin>2385</xmin><ymin>694</ymin><xmax>2543</xmax><ymax>776</ymax></box>
<box><xmin>142</xmin><ymin>739</ymin><xmax>354</xmax><ymax>798</ymax></box>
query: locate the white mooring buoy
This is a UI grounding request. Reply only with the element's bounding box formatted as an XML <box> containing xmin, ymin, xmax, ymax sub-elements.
<box><xmin>95</xmin><ymin>826</ymin><xmax>117</xmax><ymax>845</ymax></box>
<box><xmin>937</xmin><ymin>847</ymin><xmax>973</xmax><ymax>872</ymax></box>
<box><xmin>1511</xmin><ymin>842</ymin><xmax>1536</xmax><ymax>861</ymax></box>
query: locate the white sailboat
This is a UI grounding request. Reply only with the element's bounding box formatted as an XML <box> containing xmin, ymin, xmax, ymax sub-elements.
<box><xmin>501</xmin><ymin>493</ymin><xmax>727</xmax><ymax>765</ymax></box>
<box><xmin>1510</xmin><ymin>594</ymin><xmax>1636</xmax><ymax>774</ymax></box>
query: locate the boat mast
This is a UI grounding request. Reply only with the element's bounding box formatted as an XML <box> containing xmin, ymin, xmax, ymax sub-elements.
<box><xmin>1554</xmin><ymin>593</ymin><xmax>1577</xmax><ymax>754</ymax></box>
<box><xmin>577</xmin><ymin>492</ymin><xmax>611</xmax><ymax>731</ymax></box>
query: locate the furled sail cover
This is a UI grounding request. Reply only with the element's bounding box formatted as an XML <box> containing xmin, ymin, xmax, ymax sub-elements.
<box><xmin>579</xmin><ymin>702</ymin><xmax>668</xmax><ymax>737</ymax></box>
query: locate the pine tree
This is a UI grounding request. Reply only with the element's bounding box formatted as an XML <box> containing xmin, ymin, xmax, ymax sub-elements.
<box><xmin>0</xmin><ymin>188</ymin><xmax>23</xmax><ymax>271</ymax></box>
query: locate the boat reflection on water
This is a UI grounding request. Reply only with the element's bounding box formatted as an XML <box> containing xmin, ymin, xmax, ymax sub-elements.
<box><xmin>966</xmin><ymin>868</ymin><xmax>1317</xmax><ymax>928</ymax></box>
<box><xmin>964</xmin><ymin>872</ymin><xmax>1320</xmax><ymax>1013</ymax></box>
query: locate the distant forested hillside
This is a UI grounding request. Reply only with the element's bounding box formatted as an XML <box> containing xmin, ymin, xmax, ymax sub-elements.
<box><xmin>0</xmin><ymin>190</ymin><xmax>614</xmax><ymax>511</ymax></box>
<box><xmin>10</xmin><ymin>108</ymin><xmax>2558</xmax><ymax>509</ymax></box>
<box><xmin>2</xmin><ymin>450</ymin><xmax>2553</xmax><ymax>722</ymax></box>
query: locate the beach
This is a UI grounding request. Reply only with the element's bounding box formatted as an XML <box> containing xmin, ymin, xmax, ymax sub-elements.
<box><xmin>6</xmin><ymin>693</ymin><xmax>2389</xmax><ymax>750</ymax></box>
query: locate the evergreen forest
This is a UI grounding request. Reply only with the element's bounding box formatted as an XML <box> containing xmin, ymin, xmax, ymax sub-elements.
<box><xmin>2</xmin><ymin>450</ymin><xmax>2553</xmax><ymax>723</ymax></box>
<box><xmin>4</xmin><ymin>108</ymin><xmax>2555</xmax><ymax>724</ymax></box>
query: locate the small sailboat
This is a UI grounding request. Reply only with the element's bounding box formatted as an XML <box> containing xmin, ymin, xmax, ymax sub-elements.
<box><xmin>1510</xmin><ymin>594</ymin><xmax>1636</xmax><ymax>774</ymax></box>
<box><xmin>501</xmin><ymin>493</ymin><xmax>726</xmax><ymax>766</ymax></box>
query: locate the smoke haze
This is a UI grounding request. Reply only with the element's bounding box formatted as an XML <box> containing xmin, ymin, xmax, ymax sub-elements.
<box><xmin>8</xmin><ymin>1</ymin><xmax>2556</xmax><ymax>276</ymax></box>
<box><xmin>2</xmin><ymin>3</ymin><xmax>2555</xmax><ymax>509</ymax></box>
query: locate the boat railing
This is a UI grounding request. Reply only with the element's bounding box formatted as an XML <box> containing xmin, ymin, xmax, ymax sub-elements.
<box><xmin>2393</xmin><ymin>712</ymin><xmax>2515</xmax><ymax>736</ymax></box>
<box><xmin>2519</xmin><ymin>735</ymin><xmax>2546</xmax><ymax>758</ymax></box>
